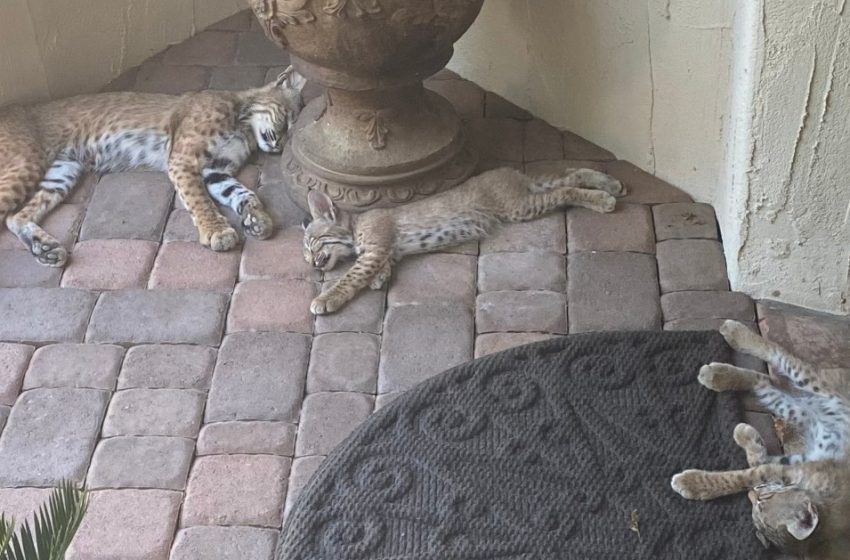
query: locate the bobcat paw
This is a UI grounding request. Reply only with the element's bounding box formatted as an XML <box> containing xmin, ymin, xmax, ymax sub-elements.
<box><xmin>32</xmin><ymin>240</ymin><xmax>68</xmax><ymax>268</ymax></box>
<box><xmin>600</xmin><ymin>176</ymin><xmax>626</xmax><ymax>197</ymax></box>
<box><xmin>697</xmin><ymin>363</ymin><xmax>758</xmax><ymax>392</ymax></box>
<box><xmin>733</xmin><ymin>423</ymin><xmax>767</xmax><ymax>466</ymax></box>
<box><xmin>310</xmin><ymin>293</ymin><xmax>346</xmax><ymax>315</ymax></box>
<box><xmin>718</xmin><ymin>320</ymin><xmax>751</xmax><ymax>350</ymax></box>
<box><xmin>671</xmin><ymin>470</ymin><xmax>711</xmax><ymax>500</ymax></box>
<box><xmin>241</xmin><ymin>204</ymin><xmax>273</xmax><ymax>240</ymax></box>
<box><xmin>207</xmin><ymin>226</ymin><xmax>240</xmax><ymax>252</ymax></box>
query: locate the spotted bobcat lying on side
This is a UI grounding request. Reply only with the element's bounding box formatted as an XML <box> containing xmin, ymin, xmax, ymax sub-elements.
<box><xmin>672</xmin><ymin>320</ymin><xmax>850</xmax><ymax>559</ymax></box>
<box><xmin>0</xmin><ymin>67</ymin><xmax>307</xmax><ymax>267</ymax></box>
<box><xmin>302</xmin><ymin>167</ymin><xmax>624</xmax><ymax>314</ymax></box>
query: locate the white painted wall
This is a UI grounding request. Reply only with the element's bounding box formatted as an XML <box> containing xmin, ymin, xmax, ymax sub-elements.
<box><xmin>451</xmin><ymin>0</ymin><xmax>850</xmax><ymax>315</ymax></box>
<box><xmin>0</xmin><ymin>0</ymin><xmax>244</xmax><ymax>106</ymax></box>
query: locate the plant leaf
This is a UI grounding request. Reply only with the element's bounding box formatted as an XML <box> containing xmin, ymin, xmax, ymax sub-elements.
<box><xmin>0</xmin><ymin>515</ymin><xmax>13</xmax><ymax>555</ymax></box>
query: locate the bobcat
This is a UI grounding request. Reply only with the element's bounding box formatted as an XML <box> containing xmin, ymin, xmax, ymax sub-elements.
<box><xmin>302</xmin><ymin>166</ymin><xmax>624</xmax><ymax>314</ymax></box>
<box><xmin>0</xmin><ymin>67</ymin><xmax>307</xmax><ymax>267</ymax></box>
<box><xmin>672</xmin><ymin>320</ymin><xmax>850</xmax><ymax>559</ymax></box>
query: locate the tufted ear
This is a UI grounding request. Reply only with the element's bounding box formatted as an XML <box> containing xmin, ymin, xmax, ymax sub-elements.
<box><xmin>786</xmin><ymin>499</ymin><xmax>818</xmax><ymax>541</ymax></box>
<box><xmin>277</xmin><ymin>65</ymin><xmax>307</xmax><ymax>92</ymax></box>
<box><xmin>307</xmin><ymin>190</ymin><xmax>336</xmax><ymax>222</ymax></box>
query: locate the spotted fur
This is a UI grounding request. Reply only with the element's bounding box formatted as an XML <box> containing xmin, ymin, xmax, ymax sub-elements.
<box><xmin>672</xmin><ymin>320</ymin><xmax>850</xmax><ymax>558</ymax></box>
<box><xmin>302</xmin><ymin>167</ymin><xmax>624</xmax><ymax>314</ymax></box>
<box><xmin>0</xmin><ymin>68</ymin><xmax>307</xmax><ymax>266</ymax></box>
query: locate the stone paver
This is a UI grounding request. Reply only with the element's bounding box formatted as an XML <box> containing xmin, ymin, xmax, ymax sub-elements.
<box><xmin>0</xmin><ymin>203</ymin><xmax>85</xmax><ymax>251</ymax></box>
<box><xmin>87</xmin><ymin>290</ymin><xmax>228</xmax><ymax>345</ymax></box>
<box><xmin>525</xmin><ymin>159</ymin><xmax>607</xmax><ymax>177</ymax></box>
<box><xmin>171</xmin><ymin>527</ymin><xmax>278</xmax><ymax>560</ymax></box>
<box><xmin>119</xmin><ymin>344</ymin><xmax>216</xmax><ymax>390</ymax></box>
<box><xmin>379</xmin><ymin>304</ymin><xmax>473</xmax><ymax>393</ymax></box>
<box><xmin>88</xmin><ymin>436</ymin><xmax>194</xmax><ymax>490</ymax></box>
<box><xmin>0</xmin><ymin>407</ymin><xmax>8</xmax><ymax>432</ymax></box>
<box><xmin>606</xmin><ymin>160</ymin><xmax>692</xmax><ymax>204</ymax></box>
<box><xmin>475</xmin><ymin>332</ymin><xmax>559</xmax><ymax>358</ymax></box>
<box><xmin>149</xmin><ymin>241</ymin><xmax>240</xmax><ymax>292</ymax></box>
<box><xmin>62</xmin><ymin>240</ymin><xmax>158</xmax><ymax>290</ymax></box>
<box><xmin>181</xmin><ymin>455</ymin><xmax>290</xmax><ymax>528</ymax></box>
<box><xmin>0</xmin><ymin>488</ymin><xmax>53</xmax><ymax>526</ymax></box>
<box><xmin>661</xmin><ymin>291</ymin><xmax>755</xmax><ymax>323</ymax></box>
<box><xmin>758</xmin><ymin>300</ymin><xmax>850</xmax><ymax>368</ymax></box>
<box><xmin>478</xmin><ymin>252</ymin><xmax>565</xmax><ymax>292</ymax></box>
<box><xmin>0</xmin><ymin>388</ymin><xmax>108</xmax><ymax>486</ymax></box>
<box><xmin>227</xmin><ymin>279</ymin><xmax>315</xmax><ymax>334</ymax></box>
<box><xmin>79</xmin><ymin>172</ymin><xmax>172</xmax><ymax>241</ymax></box>
<box><xmin>240</xmin><ymin>228</ymin><xmax>318</xmax><ymax>281</ymax></box>
<box><xmin>652</xmin><ymin>202</ymin><xmax>719</xmax><ymax>240</ymax></box>
<box><xmin>133</xmin><ymin>63</ymin><xmax>211</xmax><ymax>95</ymax></box>
<box><xmin>164</xmin><ymin>30</ymin><xmax>237</xmax><ymax>66</ymax></box>
<box><xmin>0</xmin><ymin>288</ymin><xmax>97</xmax><ymax>343</ymax></box>
<box><xmin>562</xmin><ymin>131</ymin><xmax>615</xmax><ymax>161</ymax></box>
<box><xmin>24</xmin><ymin>343</ymin><xmax>124</xmax><ymax>390</ymax></box>
<box><xmin>236</xmin><ymin>31</ymin><xmax>289</xmax><ymax>66</ymax></box>
<box><xmin>0</xmin><ymin>250</ymin><xmax>62</xmax><ymax>288</ymax></box>
<box><xmin>206</xmin><ymin>332</ymin><xmax>311</xmax><ymax>423</ymax></box>
<box><xmin>258</xmin><ymin>181</ymin><xmax>311</xmax><ymax>229</ymax></box>
<box><xmin>467</xmin><ymin>118</ymin><xmax>524</xmax><ymax>162</ymax></box>
<box><xmin>568</xmin><ymin>252</ymin><xmax>662</xmax><ymax>332</ymax></box>
<box><xmin>524</xmin><ymin>119</ymin><xmax>563</xmax><ymax>162</ymax></box>
<box><xmin>388</xmin><ymin>253</ymin><xmax>476</xmax><ymax>306</ymax></box>
<box><xmin>480</xmin><ymin>213</ymin><xmax>566</xmax><ymax>254</ymax></box>
<box><xmin>308</xmin><ymin>333</ymin><xmax>380</xmax><ymax>394</ymax></box>
<box><xmin>0</xmin><ymin>343</ymin><xmax>33</xmax><ymax>405</ymax></box>
<box><xmin>208</xmin><ymin>10</ymin><xmax>253</xmax><ymax>31</ymax></box>
<box><xmin>296</xmin><ymin>392</ymin><xmax>374</xmax><ymax>456</ymax></box>
<box><xmin>374</xmin><ymin>392</ymin><xmax>402</xmax><ymax>410</ymax></box>
<box><xmin>567</xmin><ymin>204</ymin><xmax>656</xmax><ymax>253</ymax></box>
<box><xmin>197</xmin><ymin>421</ymin><xmax>296</xmax><ymax>456</ymax></box>
<box><xmin>656</xmin><ymin>239</ymin><xmax>729</xmax><ymax>293</ymax></box>
<box><xmin>163</xmin><ymin>209</ymin><xmax>198</xmax><ymax>243</ymax></box>
<box><xmin>314</xmin><ymin>288</ymin><xmax>386</xmax><ymax>334</ymax></box>
<box><xmin>425</xmin><ymin>79</ymin><xmax>484</xmax><ymax>119</ymax></box>
<box><xmin>67</xmin><ymin>489</ymin><xmax>181</xmax><ymax>560</ymax></box>
<box><xmin>476</xmin><ymin>291</ymin><xmax>567</xmax><ymax>334</ymax></box>
<box><xmin>484</xmin><ymin>91</ymin><xmax>532</xmax><ymax>120</ymax></box>
<box><xmin>284</xmin><ymin>456</ymin><xmax>325</xmax><ymax>518</ymax></box>
<box><xmin>102</xmin><ymin>389</ymin><xmax>204</xmax><ymax>438</ymax></box>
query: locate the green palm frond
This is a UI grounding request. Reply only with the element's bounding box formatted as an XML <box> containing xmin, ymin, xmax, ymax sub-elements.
<box><xmin>0</xmin><ymin>481</ymin><xmax>88</xmax><ymax>560</ymax></box>
<box><xmin>0</xmin><ymin>515</ymin><xmax>12</xmax><ymax>554</ymax></box>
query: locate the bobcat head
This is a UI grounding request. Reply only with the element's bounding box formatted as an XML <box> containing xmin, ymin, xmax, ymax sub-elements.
<box><xmin>240</xmin><ymin>65</ymin><xmax>307</xmax><ymax>152</ymax></box>
<box><xmin>301</xmin><ymin>190</ymin><xmax>356</xmax><ymax>271</ymax></box>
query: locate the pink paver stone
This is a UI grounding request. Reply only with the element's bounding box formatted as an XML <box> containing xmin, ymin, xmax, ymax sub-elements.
<box><xmin>0</xmin><ymin>204</ymin><xmax>85</xmax><ymax>251</ymax></box>
<box><xmin>0</xmin><ymin>343</ymin><xmax>33</xmax><ymax>406</ymax></box>
<box><xmin>240</xmin><ymin>227</ymin><xmax>318</xmax><ymax>281</ymax></box>
<box><xmin>388</xmin><ymin>253</ymin><xmax>476</xmax><ymax>306</ymax></box>
<box><xmin>62</xmin><ymin>240</ymin><xmax>158</xmax><ymax>290</ymax></box>
<box><xmin>181</xmin><ymin>455</ymin><xmax>290</xmax><ymax>528</ymax></box>
<box><xmin>480</xmin><ymin>213</ymin><xmax>566</xmax><ymax>254</ymax></box>
<box><xmin>475</xmin><ymin>333</ymin><xmax>559</xmax><ymax>358</ymax></box>
<box><xmin>67</xmin><ymin>489</ymin><xmax>181</xmax><ymax>560</ymax></box>
<box><xmin>149</xmin><ymin>241</ymin><xmax>240</xmax><ymax>292</ymax></box>
<box><xmin>23</xmin><ymin>343</ymin><xmax>124</xmax><ymax>390</ymax></box>
<box><xmin>227</xmin><ymin>279</ymin><xmax>316</xmax><ymax>334</ymax></box>
<box><xmin>197</xmin><ymin>421</ymin><xmax>296</xmax><ymax>456</ymax></box>
<box><xmin>0</xmin><ymin>488</ymin><xmax>53</xmax><ymax>527</ymax></box>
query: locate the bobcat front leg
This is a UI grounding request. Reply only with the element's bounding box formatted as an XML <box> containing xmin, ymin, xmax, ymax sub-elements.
<box><xmin>168</xmin><ymin>136</ymin><xmax>239</xmax><ymax>252</ymax></box>
<box><xmin>672</xmin><ymin>463</ymin><xmax>795</xmax><ymax>501</ymax></box>
<box><xmin>311</xmin><ymin>249</ymin><xmax>389</xmax><ymax>314</ymax></box>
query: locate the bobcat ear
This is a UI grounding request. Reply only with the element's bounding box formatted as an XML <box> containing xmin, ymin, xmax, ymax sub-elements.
<box><xmin>786</xmin><ymin>500</ymin><xmax>818</xmax><ymax>541</ymax></box>
<box><xmin>275</xmin><ymin>66</ymin><xmax>293</xmax><ymax>87</ymax></box>
<box><xmin>301</xmin><ymin>217</ymin><xmax>311</xmax><ymax>230</ymax></box>
<box><xmin>307</xmin><ymin>190</ymin><xmax>336</xmax><ymax>222</ymax></box>
<box><xmin>277</xmin><ymin>66</ymin><xmax>307</xmax><ymax>91</ymax></box>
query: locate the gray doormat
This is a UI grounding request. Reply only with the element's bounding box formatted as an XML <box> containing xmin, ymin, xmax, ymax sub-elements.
<box><xmin>278</xmin><ymin>331</ymin><xmax>769</xmax><ymax>559</ymax></box>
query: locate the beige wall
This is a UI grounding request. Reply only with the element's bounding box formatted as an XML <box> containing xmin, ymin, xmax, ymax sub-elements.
<box><xmin>449</xmin><ymin>0</ymin><xmax>733</xmax><ymax>204</ymax></box>
<box><xmin>451</xmin><ymin>0</ymin><xmax>850</xmax><ymax>315</ymax></box>
<box><xmin>0</xmin><ymin>0</ymin><xmax>244</xmax><ymax>107</ymax></box>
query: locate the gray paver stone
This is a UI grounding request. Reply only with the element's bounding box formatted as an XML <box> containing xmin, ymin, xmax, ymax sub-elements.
<box><xmin>757</xmin><ymin>300</ymin><xmax>850</xmax><ymax>369</ymax></box>
<box><xmin>379</xmin><ymin>304</ymin><xmax>473</xmax><ymax>393</ymax></box>
<box><xmin>133</xmin><ymin>63</ymin><xmax>211</xmax><ymax>95</ymax></box>
<box><xmin>171</xmin><ymin>527</ymin><xmax>278</xmax><ymax>560</ymax></box>
<box><xmin>567</xmin><ymin>204</ymin><xmax>656</xmax><ymax>253</ymax></box>
<box><xmin>524</xmin><ymin>119</ymin><xmax>564</xmax><ymax>162</ymax></box>
<box><xmin>88</xmin><ymin>436</ymin><xmax>194</xmax><ymax>490</ymax></box>
<box><xmin>480</xmin><ymin>213</ymin><xmax>565</xmax><ymax>254</ymax></box>
<box><xmin>0</xmin><ymin>407</ymin><xmax>8</xmax><ymax>433</ymax></box>
<box><xmin>24</xmin><ymin>343</ymin><xmax>124</xmax><ymax>390</ymax></box>
<box><xmin>656</xmin><ymin>239</ymin><xmax>729</xmax><ymax>293</ymax></box>
<box><xmin>102</xmin><ymin>389</ymin><xmax>204</xmax><ymax>438</ymax></box>
<box><xmin>388</xmin><ymin>253</ymin><xmax>476</xmax><ymax>306</ymax></box>
<box><xmin>284</xmin><ymin>456</ymin><xmax>325</xmax><ymax>518</ymax></box>
<box><xmin>197</xmin><ymin>421</ymin><xmax>296</xmax><ymax>456</ymax></box>
<box><xmin>661</xmin><ymin>291</ymin><xmax>755</xmax><ymax>322</ymax></box>
<box><xmin>314</xmin><ymin>287</ymin><xmax>386</xmax><ymax>334</ymax></box>
<box><xmin>484</xmin><ymin>91</ymin><xmax>532</xmax><ymax>120</ymax></box>
<box><xmin>562</xmin><ymin>131</ymin><xmax>615</xmax><ymax>161</ymax></box>
<box><xmin>118</xmin><ymin>344</ymin><xmax>216</xmax><ymax>390</ymax></box>
<box><xmin>478</xmin><ymin>252</ymin><xmax>565</xmax><ymax>292</ymax></box>
<box><xmin>476</xmin><ymin>291</ymin><xmax>567</xmax><ymax>334</ymax></box>
<box><xmin>467</xmin><ymin>118</ymin><xmax>523</xmax><ymax>161</ymax></box>
<box><xmin>227</xmin><ymin>279</ymin><xmax>315</xmax><ymax>334</ymax></box>
<box><xmin>236</xmin><ymin>31</ymin><xmax>290</xmax><ymax>65</ymax></box>
<box><xmin>0</xmin><ymin>250</ymin><xmax>62</xmax><ymax>288</ymax></box>
<box><xmin>296</xmin><ymin>392</ymin><xmax>374</xmax><ymax>456</ymax></box>
<box><xmin>86</xmin><ymin>290</ymin><xmax>228</xmax><ymax>345</ymax></box>
<box><xmin>0</xmin><ymin>388</ymin><xmax>108</xmax><ymax>486</ymax></box>
<box><xmin>0</xmin><ymin>288</ymin><xmax>97</xmax><ymax>343</ymax></box>
<box><xmin>79</xmin><ymin>172</ymin><xmax>172</xmax><ymax>241</ymax></box>
<box><xmin>606</xmin><ymin>160</ymin><xmax>692</xmax><ymax>204</ymax></box>
<box><xmin>0</xmin><ymin>343</ymin><xmax>33</xmax><ymax>405</ymax></box>
<box><xmin>568</xmin><ymin>252</ymin><xmax>662</xmax><ymax>332</ymax></box>
<box><xmin>425</xmin><ymin>79</ymin><xmax>485</xmax><ymax>119</ymax></box>
<box><xmin>206</xmin><ymin>332</ymin><xmax>311</xmax><ymax>422</ymax></box>
<box><xmin>475</xmin><ymin>333</ymin><xmax>559</xmax><ymax>358</ymax></box>
<box><xmin>307</xmin><ymin>333</ymin><xmax>380</xmax><ymax>394</ymax></box>
<box><xmin>164</xmin><ymin>30</ymin><xmax>238</xmax><ymax>66</ymax></box>
<box><xmin>653</xmin><ymin>202</ymin><xmax>719</xmax><ymax>241</ymax></box>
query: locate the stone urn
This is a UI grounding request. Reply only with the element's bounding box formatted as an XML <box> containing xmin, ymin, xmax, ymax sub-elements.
<box><xmin>249</xmin><ymin>0</ymin><xmax>484</xmax><ymax>212</ymax></box>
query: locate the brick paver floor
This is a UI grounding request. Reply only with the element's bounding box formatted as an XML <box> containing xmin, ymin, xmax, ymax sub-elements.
<box><xmin>2</xmin><ymin>10</ymin><xmax>847</xmax><ymax>559</ymax></box>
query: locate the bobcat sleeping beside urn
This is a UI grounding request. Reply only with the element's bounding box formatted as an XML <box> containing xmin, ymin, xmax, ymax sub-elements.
<box><xmin>673</xmin><ymin>320</ymin><xmax>850</xmax><ymax>559</ymax></box>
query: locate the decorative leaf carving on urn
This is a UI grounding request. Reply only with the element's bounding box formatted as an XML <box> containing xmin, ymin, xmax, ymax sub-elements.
<box><xmin>357</xmin><ymin>110</ymin><xmax>393</xmax><ymax>150</ymax></box>
<box><xmin>252</xmin><ymin>0</ymin><xmax>316</xmax><ymax>26</ymax></box>
<box><xmin>323</xmin><ymin>0</ymin><xmax>384</xmax><ymax>18</ymax></box>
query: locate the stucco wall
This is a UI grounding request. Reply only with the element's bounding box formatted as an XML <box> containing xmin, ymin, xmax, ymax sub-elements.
<box><xmin>721</xmin><ymin>0</ymin><xmax>850</xmax><ymax>314</ymax></box>
<box><xmin>449</xmin><ymin>0</ymin><xmax>734</xmax><ymax>204</ymax></box>
<box><xmin>0</xmin><ymin>0</ymin><xmax>244</xmax><ymax>107</ymax></box>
